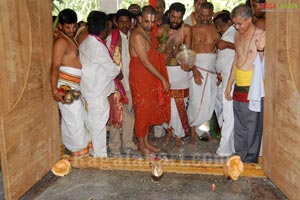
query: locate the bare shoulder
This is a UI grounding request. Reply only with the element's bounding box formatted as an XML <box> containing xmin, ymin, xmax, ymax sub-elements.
<box><xmin>130</xmin><ymin>29</ymin><xmax>141</xmax><ymax>41</ymax></box>
<box><xmin>129</xmin><ymin>29</ymin><xmax>144</xmax><ymax>46</ymax></box>
<box><xmin>256</xmin><ymin>28</ymin><xmax>265</xmax><ymax>35</ymax></box>
<box><xmin>192</xmin><ymin>24</ymin><xmax>200</xmax><ymax>30</ymax></box>
<box><xmin>255</xmin><ymin>28</ymin><xmax>265</xmax><ymax>39</ymax></box>
<box><xmin>183</xmin><ymin>23</ymin><xmax>192</xmax><ymax>32</ymax></box>
<box><xmin>183</xmin><ymin>23</ymin><xmax>192</xmax><ymax>29</ymax></box>
<box><xmin>255</xmin><ymin>18</ymin><xmax>265</xmax><ymax>31</ymax></box>
<box><xmin>53</xmin><ymin>35</ymin><xmax>68</xmax><ymax>48</ymax></box>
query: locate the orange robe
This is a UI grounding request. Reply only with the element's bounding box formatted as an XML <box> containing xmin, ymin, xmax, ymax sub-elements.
<box><xmin>129</xmin><ymin>38</ymin><xmax>170</xmax><ymax>138</ymax></box>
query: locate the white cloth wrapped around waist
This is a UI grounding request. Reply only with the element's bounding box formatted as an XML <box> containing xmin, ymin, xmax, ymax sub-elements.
<box><xmin>58</xmin><ymin>66</ymin><xmax>82</xmax><ymax>90</ymax></box>
<box><xmin>166</xmin><ymin>65</ymin><xmax>189</xmax><ymax>89</ymax></box>
<box><xmin>194</xmin><ymin>53</ymin><xmax>217</xmax><ymax>73</ymax></box>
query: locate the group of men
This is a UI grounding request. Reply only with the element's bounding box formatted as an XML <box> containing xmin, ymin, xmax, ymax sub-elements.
<box><xmin>51</xmin><ymin>0</ymin><xmax>265</xmax><ymax>163</ymax></box>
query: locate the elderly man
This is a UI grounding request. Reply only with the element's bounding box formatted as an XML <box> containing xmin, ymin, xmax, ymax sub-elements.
<box><xmin>225</xmin><ymin>4</ymin><xmax>265</xmax><ymax>163</ymax></box>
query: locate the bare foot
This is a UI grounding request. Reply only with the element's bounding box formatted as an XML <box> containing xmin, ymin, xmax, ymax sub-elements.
<box><xmin>138</xmin><ymin>147</ymin><xmax>155</xmax><ymax>156</ymax></box>
<box><xmin>146</xmin><ymin>143</ymin><xmax>160</xmax><ymax>153</ymax></box>
<box><xmin>175</xmin><ymin>137</ymin><xmax>184</xmax><ymax>146</ymax></box>
<box><xmin>152</xmin><ymin>137</ymin><xmax>160</xmax><ymax>144</ymax></box>
<box><xmin>189</xmin><ymin>133</ymin><xmax>197</xmax><ymax>145</ymax></box>
<box><xmin>162</xmin><ymin>128</ymin><xmax>173</xmax><ymax>147</ymax></box>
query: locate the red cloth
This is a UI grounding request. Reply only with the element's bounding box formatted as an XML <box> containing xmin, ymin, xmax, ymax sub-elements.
<box><xmin>129</xmin><ymin>37</ymin><xmax>170</xmax><ymax>138</ymax></box>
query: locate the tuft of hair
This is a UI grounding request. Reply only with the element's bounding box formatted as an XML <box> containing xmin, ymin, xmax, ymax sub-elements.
<box><xmin>58</xmin><ymin>9</ymin><xmax>77</xmax><ymax>25</ymax></box>
<box><xmin>87</xmin><ymin>11</ymin><xmax>107</xmax><ymax>35</ymax></box>
<box><xmin>231</xmin><ymin>4</ymin><xmax>253</xmax><ymax>19</ymax></box>
<box><xmin>169</xmin><ymin>2</ymin><xmax>186</xmax><ymax>15</ymax></box>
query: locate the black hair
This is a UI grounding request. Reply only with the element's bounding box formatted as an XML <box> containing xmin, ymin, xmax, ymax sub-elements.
<box><xmin>115</xmin><ymin>9</ymin><xmax>132</xmax><ymax>22</ymax></box>
<box><xmin>52</xmin><ymin>16</ymin><xmax>57</xmax><ymax>22</ymax></box>
<box><xmin>58</xmin><ymin>9</ymin><xmax>77</xmax><ymax>25</ymax></box>
<box><xmin>213</xmin><ymin>12</ymin><xmax>231</xmax><ymax>24</ymax></box>
<box><xmin>78</xmin><ymin>21</ymin><xmax>86</xmax><ymax>28</ymax></box>
<box><xmin>87</xmin><ymin>11</ymin><xmax>107</xmax><ymax>35</ymax></box>
<box><xmin>169</xmin><ymin>2</ymin><xmax>186</xmax><ymax>16</ymax></box>
<box><xmin>128</xmin><ymin>4</ymin><xmax>142</xmax><ymax>16</ymax></box>
<box><xmin>107</xmin><ymin>13</ymin><xmax>116</xmax><ymax>21</ymax></box>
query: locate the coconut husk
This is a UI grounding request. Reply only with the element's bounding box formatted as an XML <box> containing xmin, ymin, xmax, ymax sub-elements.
<box><xmin>223</xmin><ymin>155</ymin><xmax>244</xmax><ymax>180</ymax></box>
<box><xmin>51</xmin><ymin>159</ymin><xmax>72</xmax><ymax>177</ymax></box>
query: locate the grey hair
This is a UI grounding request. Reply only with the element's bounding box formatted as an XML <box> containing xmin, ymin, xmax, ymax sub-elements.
<box><xmin>231</xmin><ymin>4</ymin><xmax>253</xmax><ymax>19</ymax></box>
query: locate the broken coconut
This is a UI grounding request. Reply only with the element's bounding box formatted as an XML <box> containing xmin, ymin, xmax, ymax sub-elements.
<box><xmin>51</xmin><ymin>159</ymin><xmax>72</xmax><ymax>177</ymax></box>
<box><xmin>223</xmin><ymin>155</ymin><xmax>244</xmax><ymax>180</ymax></box>
<box><xmin>150</xmin><ymin>161</ymin><xmax>164</xmax><ymax>181</ymax></box>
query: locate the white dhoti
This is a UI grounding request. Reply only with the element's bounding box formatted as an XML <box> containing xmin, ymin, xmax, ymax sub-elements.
<box><xmin>57</xmin><ymin>66</ymin><xmax>89</xmax><ymax>152</ymax></box>
<box><xmin>216</xmin><ymin>73</ymin><xmax>235</xmax><ymax>156</ymax></box>
<box><xmin>188</xmin><ymin>54</ymin><xmax>217</xmax><ymax>130</ymax></box>
<box><xmin>215</xmin><ymin>83</ymin><xmax>223</xmax><ymax>127</ymax></box>
<box><xmin>165</xmin><ymin>65</ymin><xmax>189</xmax><ymax>138</ymax></box>
<box><xmin>84</xmin><ymin>95</ymin><xmax>109</xmax><ymax>157</ymax></box>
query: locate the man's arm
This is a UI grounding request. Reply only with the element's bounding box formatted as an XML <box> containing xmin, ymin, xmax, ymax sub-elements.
<box><xmin>184</xmin><ymin>24</ymin><xmax>192</xmax><ymax>47</ymax></box>
<box><xmin>179</xmin><ymin>25</ymin><xmax>194</xmax><ymax>72</ymax></box>
<box><xmin>131</xmin><ymin>33</ymin><xmax>170</xmax><ymax>92</ymax></box>
<box><xmin>225</xmin><ymin>55</ymin><xmax>236</xmax><ymax>101</ymax></box>
<box><xmin>216</xmin><ymin>39</ymin><xmax>235</xmax><ymax>50</ymax></box>
<box><xmin>256</xmin><ymin>30</ymin><xmax>265</xmax><ymax>60</ymax></box>
<box><xmin>50</xmin><ymin>38</ymin><xmax>67</xmax><ymax>102</ymax></box>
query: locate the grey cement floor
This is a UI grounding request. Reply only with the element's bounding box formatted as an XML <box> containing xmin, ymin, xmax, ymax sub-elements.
<box><xmin>24</xmin><ymin>169</ymin><xmax>287</xmax><ymax>200</ymax></box>
<box><xmin>0</xmin><ymin>131</ymin><xmax>287</xmax><ymax>200</ymax></box>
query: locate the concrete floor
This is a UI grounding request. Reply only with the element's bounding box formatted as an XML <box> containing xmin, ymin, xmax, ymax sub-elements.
<box><xmin>20</xmin><ymin>169</ymin><xmax>287</xmax><ymax>200</ymax></box>
<box><xmin>0</xmin><ymin>133</ymin><xmax>287</xmax><ymax>200</ymax></box>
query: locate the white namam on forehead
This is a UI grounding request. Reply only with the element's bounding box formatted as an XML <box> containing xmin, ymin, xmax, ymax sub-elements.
<box><xmin>143</xmin><ymin>13</ymin><xmax>155</xmax><ymax>22</ymax></box>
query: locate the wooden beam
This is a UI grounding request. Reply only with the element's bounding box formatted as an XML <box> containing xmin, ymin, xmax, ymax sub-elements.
<box><xmin>68</xmin><ymin>156</ymin><xmax>265</xmax><ymax>178</ymax></box>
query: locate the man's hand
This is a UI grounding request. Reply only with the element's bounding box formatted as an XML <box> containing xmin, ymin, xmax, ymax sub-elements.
<box><xmin>193</xmin><ymin>68</ymin><xmax>203</xmax><ymax>85</ymax></box>
<box><xmin>53</xmin><ymin>89</ymin><xmax>66</xmax><ymax>103</ymax></box>
<box><xmin>216</xmin><ymin>73</ymin><xmax>222</xmax><ymax>86</ymax></box>
<box><xmin>162</xmin><ymin>78</ymin><xmax>171</xmax><ymax>93</ymax></box>
<box><xmin>224</xmin><ymin>86</ymin><xmax>233</xmax><ymax>101</ymax></box>
<box><xmin>180</xmin><ymin>63</ymin><xmax>192</xmax><ymax>71</ymax></box>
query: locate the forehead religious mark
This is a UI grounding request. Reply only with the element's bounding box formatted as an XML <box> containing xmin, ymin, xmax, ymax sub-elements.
<box><xmin>144</xmin><ymin>14</ymin><xmax>155</xmax><ymax>22</ymax></box>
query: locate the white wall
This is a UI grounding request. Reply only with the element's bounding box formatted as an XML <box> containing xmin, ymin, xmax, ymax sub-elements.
<box><xmin>99</xmin><ymin>0</ymin><xmax>121</xmax><ymax>13</ymax></box>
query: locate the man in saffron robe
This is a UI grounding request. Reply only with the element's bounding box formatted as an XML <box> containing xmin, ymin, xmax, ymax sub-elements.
<box><xmin>129</xmin><ymin>5</ymin><xmax>170</xmax><ymax>155</ymax></box>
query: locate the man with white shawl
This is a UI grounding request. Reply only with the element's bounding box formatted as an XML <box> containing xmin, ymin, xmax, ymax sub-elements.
<box><xmin>80</xmin><ymin>11</ymin><xmax>120</xmax><ymax>157</ymax></box>
<box><xmin>225</xmin><ymin>5</ymin><xmax>265</xmax><ymax>163</ymax></box>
